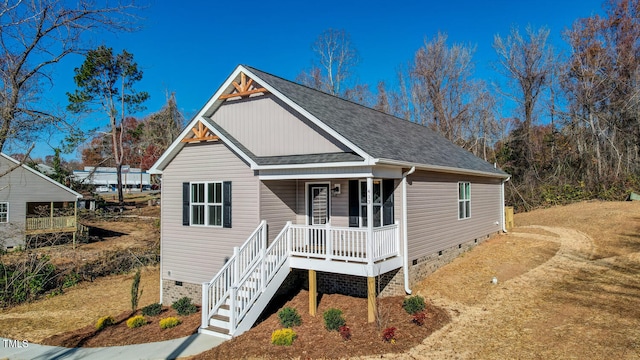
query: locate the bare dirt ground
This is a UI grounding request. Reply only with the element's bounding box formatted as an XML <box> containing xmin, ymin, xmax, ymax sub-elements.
<box><xmin>2</xmin><ymin>200</ymin><xmax>639</xmax><ymax>359</ymax></box>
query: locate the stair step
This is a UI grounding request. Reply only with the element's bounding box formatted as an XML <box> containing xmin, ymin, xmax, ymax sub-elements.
<box><xmin>212</xmin><ymin>314</ymin><xmax>229</xmax><ymax>322</ymax></box>
<box><xmin>200</xmin><ymin>325</ymin><xmax>232</xmax><ymax>340</ymax></box>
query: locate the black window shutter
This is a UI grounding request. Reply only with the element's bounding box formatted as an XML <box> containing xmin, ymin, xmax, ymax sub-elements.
<box><xmin>223</xmin><ymin>181</ymin><xmax>232</xmax><ymax>228</ymax></box>
<box><xmin>383</xmin><ymin>179</ymin><xmax>394</xmax><ymax>226</ymax></box>
<box><xmin>348</xmin><ymin>180</ymin><xmax>359</xmax><ymax>227</ymax></box>
<box><xmin>182</xmin><ymin>182</ymin><xmax>190</xmax><ymax>226</ymax></box>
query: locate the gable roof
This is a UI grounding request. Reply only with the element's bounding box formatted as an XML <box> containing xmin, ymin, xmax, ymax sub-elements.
<box><xmin>0</xmin><ymin>153</ymin><xmax>83</xmax><ymax>199</ymax></box>
<box><xmin>244</xmin><ymin>66</ymin><xmax>507</xmax><ymax>178</ymax></box>
<box><xmin>151</xmin><ymin>65</ymin><xmax>508</xmax><ymax>179</ymax></box>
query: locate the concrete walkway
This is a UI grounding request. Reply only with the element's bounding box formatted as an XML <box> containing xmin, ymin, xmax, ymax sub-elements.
<box><xmin>0</xmin><ymin>333</ymin><xmax>223</xmax><ymax>360</ymax></box>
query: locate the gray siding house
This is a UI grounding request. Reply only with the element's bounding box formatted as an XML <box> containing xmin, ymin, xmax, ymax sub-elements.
<box><xmin>0</xmin><ymin>153</ymin><xmax>82</xmax><ymax>249</ymax></box>
<box><xmin>150</xmin><ymin>65</ymin><xmax>510</xmax><ymax>339</ymax></box>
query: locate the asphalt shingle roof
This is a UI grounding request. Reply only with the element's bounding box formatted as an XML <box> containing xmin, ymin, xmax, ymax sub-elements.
<box><xmin>245</xmin><ymin>66</ymin><xmax>508</xmax><ymax>177</ymax></box>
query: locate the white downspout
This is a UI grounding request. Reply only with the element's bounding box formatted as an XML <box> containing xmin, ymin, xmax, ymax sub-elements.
<box><xmin>402</xmin><ymin>166</ymin><xmax>415</xmax><ymax>294</ymax></box>
<box><xmin>501</xmin><ymin>177</ymin><xmax>511</xmax><ymax>233</ymax></box>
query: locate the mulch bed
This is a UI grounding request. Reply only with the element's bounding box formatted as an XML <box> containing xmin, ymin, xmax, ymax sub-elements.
<box><xmin>192</xmin><ymin>290</ymin><xmax>450</xmax><ymax>359</ymax></box>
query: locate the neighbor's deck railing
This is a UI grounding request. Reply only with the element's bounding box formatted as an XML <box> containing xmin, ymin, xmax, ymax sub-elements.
<box><xmin>25</xmin><ymin>216</ymin><xmax>76</xmax><ymax>231</ymax></box>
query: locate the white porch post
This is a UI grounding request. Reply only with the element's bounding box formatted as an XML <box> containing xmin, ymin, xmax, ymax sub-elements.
<box><xmin>366</xmin><ymin>177</ymin><xmax>374</xmax><ymax>265</ymax></box>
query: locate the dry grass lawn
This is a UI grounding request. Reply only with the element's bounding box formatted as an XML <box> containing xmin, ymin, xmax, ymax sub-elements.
<box><xmin>0</xmin><ymin>266</ymin><xmax>160</xmax><ymax>343</ymax></box>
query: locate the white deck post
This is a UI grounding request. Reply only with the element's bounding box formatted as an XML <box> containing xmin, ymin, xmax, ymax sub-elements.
<box><xmin>325</xmin><ymin>222</ymin><xmax>332</xmax><ymax>260</ymax></box>
<box><xmin>260</xmin><ymin>221</ymin><xmax>267</xmax><ymax>292</ymax></box>
<box><xmin>366</xmin><ymin>177</ymin><xmax>374</xmax><ymax>265</ymax></box>
<box><xmin>395</xmin><ymin>220</ymin><xmax>400</xmax><ymax>256</ymax></box>
<box><xmin>201</xmin><ymin>282</ymin><xmax>209</xmax><ymax>329</ymax></box>
<box><xmin>286</xmin><ymin>221</ymin><xmax>292</xmax><ymax>253</ymax></box>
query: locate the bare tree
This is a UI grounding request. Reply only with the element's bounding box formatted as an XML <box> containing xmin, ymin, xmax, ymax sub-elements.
<box><xmin>0</xmin><ymin>0</ymin><xmax>139</xmax><ymax>152</ymax></box>
<box><xmin>139</xmin><ymin>92</ymin><xmax>184</xmax><ymax>168</ymax></box>
<box><xmin>561</xmin><ymin>0</ymin><xmax>640</xmax><ymax>184</ymax></box>
<box><xmin>493</xmin><ymin>25</ymin><xmax>555</xmax><ymax>166</ymax></box>
<box><xmin>297</xmin><ymin>29</ymin><xmax>366</xmax><ymax>102</ymax></box>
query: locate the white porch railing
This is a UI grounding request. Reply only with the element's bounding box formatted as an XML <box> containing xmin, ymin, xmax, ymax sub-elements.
<box><xmin>289</xmin><ymin>222</ymin><xmax>400</xmax><ymax>263</ymax></box>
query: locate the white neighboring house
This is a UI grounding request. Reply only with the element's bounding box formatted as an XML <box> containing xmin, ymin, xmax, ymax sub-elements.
<box><xmin>0</xmin><ymin>153</ymin><xmax>82</xmax><ymax>249</ymax></box>
<box><xmin>72</xmin><ymin>166</ymin><xmax>151</xmax><ymax>192</ymax></box>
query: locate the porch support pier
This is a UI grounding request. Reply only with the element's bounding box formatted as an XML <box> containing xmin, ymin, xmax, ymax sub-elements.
<box><xmin>367</xmin><ymin>277</ymin><xmax>376</xmax><ymax>323</ymax></box>
<box><xmin>309</xmin><ymin>270</ymin><xmax>317</xmax><ymax>317</ymax></box>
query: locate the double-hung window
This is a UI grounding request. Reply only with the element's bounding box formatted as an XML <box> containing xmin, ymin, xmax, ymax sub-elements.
<box><xmin>191</xmin><ymin>182</ymin><xmax>223</xmax><ymax>226</ymax></box>
<box><xmin>458</xmin><ymin>182</ymin><xmax>471</xmax><ymax>219</ymax></box>
<box><xmin>0</xmin><ymin>202</ymin><xmax>7</xmax><ymax>223</ymax></box>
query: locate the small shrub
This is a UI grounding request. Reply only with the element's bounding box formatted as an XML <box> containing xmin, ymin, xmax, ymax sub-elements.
<box><xmin>323</xmin><ymin>308</ymin><xmax>346</xmax><ymax>331</ymax></box>
<box><xmin>402</xmin><ymin>295</ymin><xmax>426</xmax><ymax>315</ymax></box>
<box><xmin>172</xmin><ymin>297</ymin><xmax>197</xmax><ymax>316</ymax></box>
<box><xmin>126</xmin><ymin>315</ymin><xmax>147</xmax><ymax>328</ymax></box>
<box><xmin>382</xmin><ymin>326</ymin><xmax>397</xmax><ymax>343</ymax></box>
<box><xmin>271</xmin><ymin>328</ymin><xmax>297</xmax><ymax>346</ymax></box>
<box><xmin>131</xmin><ymin>268</ymin><xmax>143</xmax><ymax>311</ymax></box>
<box><xmin>412</xmin><ymin>312</ymin><xmax>427</xmax><ymax>326</ymax></box>
<box><xmin>142</xmin><ymin>303</ymin><xmax>163</xmax><ymax>316</ymax></box>
<box><xmin>278</xmin><ymin>307</ymin><xmax>302</xmax><ymax>328</ymax></box>
<box><xmin>338</xmin><ymin>325</ymin><xmax>351</xmax><ymax>340</ymax></box>
<box><xmin>159</xmin><ymin>317</ymin><xmax>181</xmax><ymax>329</ymax></box>
<box><xmin>62</xmin><ymin>272</ymin><xmax>81</xmax><ymax>288</ymax></box>
<box><xmin>95</xmin><ymin>315</ymin><xmax>114</xmax><ymax>330</ymax></box>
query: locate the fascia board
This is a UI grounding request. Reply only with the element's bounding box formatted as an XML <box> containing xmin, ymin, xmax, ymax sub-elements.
<box><xmin>254</xmin><ymin>160</ymin><xmax>373</xmax><ymax>170</ymax></box>
<box><xmin>376</xmin><ymin>158</ymin><xmax>510</xmax><ymax>179</ymax></box>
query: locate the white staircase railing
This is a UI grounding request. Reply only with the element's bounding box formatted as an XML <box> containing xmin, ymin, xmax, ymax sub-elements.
<box><xmin>228</xmin><ymin>222</ymin><xmax>291</xmax><ymax>332</ymax></box>
<box><xmin>201</xmin><ymin>220</ymin><xmax>292</xmax><ymax>335</ymax></box>
<box><xmin>201</xmin><ymin>220</ymin><xmax>266</xmax><ymax>329</ymax></box>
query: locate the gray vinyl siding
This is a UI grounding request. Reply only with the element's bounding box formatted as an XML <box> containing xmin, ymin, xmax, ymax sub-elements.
<box><xmin>259</xmin><ymin>180</ymin><xmax>297</xmax><ymax>243</ymax></box>
<box><xmin>0</xmin><ymin>156</ymin><xmax>78</xmax><ymax>248</ymax></box>
<box><xmin>161</xmin><ymin>142</ymin><xmax>259</xmax><ymax>284</ymax></box>
<box><xmin>292</xmin><ymin>179</ymin><xmax>350</xmax><ymax>227</ymax></box>
<box><xmin>212</xmin><ymin>94</ymin><xmax>349</xmax><ymax>157</ymax></box>
<box><xmin>406</xmin><ymin>170</ymin><xmax>501</xmax><ymax>261</ymax></box>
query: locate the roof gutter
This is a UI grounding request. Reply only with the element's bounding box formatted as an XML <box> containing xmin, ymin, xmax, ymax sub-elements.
<box><xmin>376</xmin><ymin>158</ymin><xmax>509</xmax><ymax>179</ymax></box>
<box><xmin>402</xmin><ymin>166</ymin><xmax>416</xmax><ymax>294</ymax></box>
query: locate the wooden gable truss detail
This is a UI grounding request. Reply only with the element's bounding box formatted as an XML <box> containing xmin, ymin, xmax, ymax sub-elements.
<box><xmin>219</xmin><ymin>72</ymin><xmax>268</xmax><ymax>100</ymax></box>
<box><xmin>181</xmin><ymin>121</ymin><xmax>220</xmax><ymax>143</ymax></box>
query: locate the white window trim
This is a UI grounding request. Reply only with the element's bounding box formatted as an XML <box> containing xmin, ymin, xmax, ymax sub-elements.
<box><xmin>358</xmin><ymin>179</ymin><xmax>384</xmax><ymax>227</ymax></box>
<box><xmin>190</xmin><ymin>181</ymin><xmax>223</xmax><ymax>227</ymax></box>
<box><xmin>0</xmin><ymin>202</ymin><xmax>7</xmax><ymax>223</ymax></box>
<box><xmin>458</xmin><ymin>182</ymin><xmax>471</xmax><ymax>220</ymax></box>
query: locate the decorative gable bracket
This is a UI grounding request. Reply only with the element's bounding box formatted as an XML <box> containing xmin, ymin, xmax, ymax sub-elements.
<box><xmin>219</xmin><ymin>72</ymin><xmax>268</xmax><ymax>100</ymax></box>
<box><xmin>181</xmin><ymin>121</ymin><xmax>220</xmax><ymax>143</ymax></box>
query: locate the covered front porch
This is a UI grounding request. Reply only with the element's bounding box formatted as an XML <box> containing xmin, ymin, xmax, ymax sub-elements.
<box><xmin>258</xmin><ymin>170</ymin><xmax>409</xmax><ymax>322</ymax></box>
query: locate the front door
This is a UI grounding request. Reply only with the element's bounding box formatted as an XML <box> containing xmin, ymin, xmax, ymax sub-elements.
<box><xmin>307</xmin><ymin>184</ymin><xmax>329</xmax><ymax>252</ymax></box>
<box><xmin>308</xmin><ymin>184</ymin><xmax>329</xmax><ymax>225</ymax></box>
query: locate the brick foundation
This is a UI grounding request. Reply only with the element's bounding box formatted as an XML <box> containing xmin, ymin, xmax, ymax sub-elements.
<box><xmin>162</xmin><ymin>280</ymin><xmax>201</xmax><ymax>306</ymax></box>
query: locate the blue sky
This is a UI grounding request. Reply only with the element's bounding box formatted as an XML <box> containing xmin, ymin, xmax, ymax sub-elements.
<box><xmin>31</xmin><ymin>0</ymin><xmax>605</xmax><ymax>160</ymax></box>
